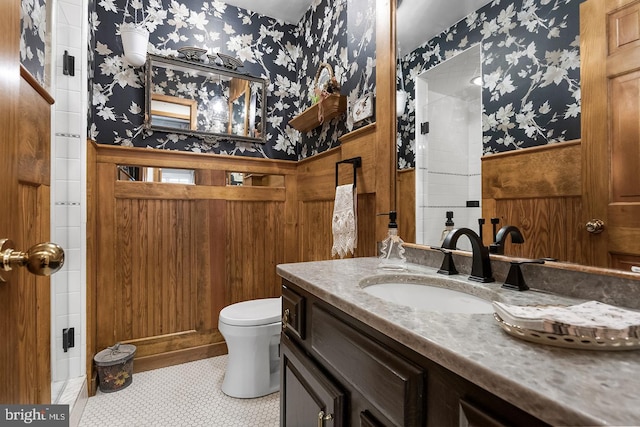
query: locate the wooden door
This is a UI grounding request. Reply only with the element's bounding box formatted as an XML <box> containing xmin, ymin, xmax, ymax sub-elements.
<box><xmin>0</xmin><ymin>0</ymin><xmax>55</xmax><ymax>404</ymax></box>
<box><xmin>581</xmin><ymin>0</ymin><xmax>640</xmax><ymax>270</ymax></box>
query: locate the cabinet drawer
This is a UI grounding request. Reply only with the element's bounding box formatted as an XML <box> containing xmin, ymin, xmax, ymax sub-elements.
<box><xmin>311</xmin><ymin>304</ymin><xmax>425</xmax><ymax>426</ymax></box>
<box><xmin>282</xmin><ymin>283</ymin><xmax>305</xmax><ymax>340</ymax></box>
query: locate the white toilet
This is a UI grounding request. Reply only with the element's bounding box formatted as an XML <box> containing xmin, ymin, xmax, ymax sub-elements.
<box><xmin>218</xmin><ymin>297</ymin><xmax>281</xmax><ymax>398</ymax></box>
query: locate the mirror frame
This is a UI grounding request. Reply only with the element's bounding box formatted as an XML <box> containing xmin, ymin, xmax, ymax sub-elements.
<box><xmin>144</xmin><ymin>53</ymin><xmax>267</xmax><ymax>144</ymax></box>
<box><xmin>314</xmin><ymin>63</ymin><xmax>334</xmax><ymax>91</ymax></box>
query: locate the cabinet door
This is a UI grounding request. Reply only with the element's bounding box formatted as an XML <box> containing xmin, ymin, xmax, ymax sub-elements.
<box><xmin>281</xmin><ymin>334</ymin><xmax>345</xmax><ymax>427</ymax></box>
<box><xmin>459</xmin><ymin>400</ymin><xmax>508</xmax><ymax>427</ymax></box>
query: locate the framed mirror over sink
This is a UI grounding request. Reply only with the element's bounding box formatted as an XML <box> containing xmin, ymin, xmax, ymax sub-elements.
<box><xmin>144</xmin><ymin>53</ymin><xmax>267</xmax><ymax>144</ymax></box>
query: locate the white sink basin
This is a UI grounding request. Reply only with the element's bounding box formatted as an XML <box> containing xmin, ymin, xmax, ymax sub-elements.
<box><xmin>361</xmin><ymin>276</ymin><xmax>495</xmax><ymax>314</ymax></box>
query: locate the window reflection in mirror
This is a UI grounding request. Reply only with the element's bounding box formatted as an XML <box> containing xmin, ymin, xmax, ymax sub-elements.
<box><xmin>117</xmin><ymin>166</ymin><xmax>195</xmax><ymax>185</ymax></box>
<box><xmin>150</xmin><ymin>94</ymin><xmax>197</xmax><ymax>130</ymax></box>
<box><xmin>226</xmin><ymin>172</ymin><xmax>284</xmax><ymax>187</ymax></box>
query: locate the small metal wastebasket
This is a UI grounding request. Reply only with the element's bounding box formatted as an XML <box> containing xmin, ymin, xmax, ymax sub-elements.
<box><xmin>94</xmin><ymin>343</ymin><xmax>136</xmax><ymax>393</ymax></box>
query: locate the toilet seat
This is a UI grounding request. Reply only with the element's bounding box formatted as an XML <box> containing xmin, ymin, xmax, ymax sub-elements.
<box><xmin>219</xmin><ymin>297</ymin><xmax>281</xmax><ymax>327</ymax></box>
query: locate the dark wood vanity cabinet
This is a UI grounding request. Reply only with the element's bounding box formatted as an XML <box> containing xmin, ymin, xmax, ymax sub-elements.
<box><xmin>280</xmin><ymin>280</ymin><xmax>548</xmax><ymax>427</ymax></box>
<box><xmin>281</xmin><ymin>333</ymin><xmax>346</xmax><ymax>426</ymax></box>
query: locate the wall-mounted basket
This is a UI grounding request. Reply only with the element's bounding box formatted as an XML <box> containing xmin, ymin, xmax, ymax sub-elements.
<box><xmin>289</xmin><ymin>94</ymin><xmax>347</xmax><ymax>133</ymax></box>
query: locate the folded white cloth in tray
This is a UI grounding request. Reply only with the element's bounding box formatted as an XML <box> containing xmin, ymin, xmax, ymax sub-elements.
<box><xmin>493</xmin><ymin>300</ymin><xmax>640</xmax><ymax>339</ymax></box>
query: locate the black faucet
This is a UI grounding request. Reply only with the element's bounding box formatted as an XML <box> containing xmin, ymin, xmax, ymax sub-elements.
<box><xmin>489</xmin><ymin>225</ymin><xmax>524</xmax><ymax>254</ymax></box>
<box><xmin>441</xmin><ymin>228</ymin><xmax>494</xmax><ymax>283</ymax></box>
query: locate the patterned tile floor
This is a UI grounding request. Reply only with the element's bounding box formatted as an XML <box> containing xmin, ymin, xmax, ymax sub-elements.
<box><xmin>79</xmin><ymin>355</ymin><xmax>280</xmax><ymax>427</ymax></box>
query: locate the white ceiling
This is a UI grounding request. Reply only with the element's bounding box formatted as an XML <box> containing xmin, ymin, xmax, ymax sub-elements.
<box><xmin>397</xmin><ymin>0</ymin><xmax>492</xmax><ymax>53</ymax></box>
<box><xmin>221</xmin><ymin>0</ymin><xmax>314</xmax><ymax>25</ymax></box>
<box><xmin>420</xmin><ymin>44</ymin><xmax>481</xmax><ymax>102</ymax></box>
<box><xmin>221</xmin><ymin>0</ymin><xmax>492</xmax><ymax>53</ymax></box>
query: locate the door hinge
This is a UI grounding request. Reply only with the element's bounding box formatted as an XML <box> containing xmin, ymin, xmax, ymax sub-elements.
<box><xmin>62</xmin><ymin>327</ymin><xmax>75</xmax><ymax>352</ymax></box>
<box><xmin>420</xmin><ymin>121</ymin><xmax>429</xmax><ymax>134</ymax></box>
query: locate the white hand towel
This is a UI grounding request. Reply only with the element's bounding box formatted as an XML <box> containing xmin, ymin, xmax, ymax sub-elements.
<box><xmin>331</xmin><ymin>184</ymin><xmax>357</xmax><ymax>258</ymax></box>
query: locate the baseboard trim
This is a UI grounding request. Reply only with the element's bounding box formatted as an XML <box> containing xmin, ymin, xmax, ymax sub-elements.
<box><xmin>133</xmin><ymin>342</ymin><xmax>229</xmax><ymax>373</ymax></box>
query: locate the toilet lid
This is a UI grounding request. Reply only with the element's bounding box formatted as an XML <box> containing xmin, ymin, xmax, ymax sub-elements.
<box><xmin>219</xmin><ymin>297</ymin><xmax>282</xmax><ymax>326</ymax></box>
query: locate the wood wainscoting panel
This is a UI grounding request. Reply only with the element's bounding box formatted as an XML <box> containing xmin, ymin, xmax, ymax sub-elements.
<box><xmin>296</xmin><ymin>126</ymin><xmax>381</xmax><ymax>262</ymax></box>
<box><xmin>396</xmin><ymin>168</ymin><xmax>415</xmax><ymax>244</ymax></box>
<box><xmin>493</xmin><ymin>196</ymin><xmax>585</xmax><ymax>263</ymax></box>
<box><xmin>299</xmin><ymin>194</ymin><xmax>376</xmax><ymax>262</ymax></box>
<box><xmin>297</xmin><ymin>148</ymin><xmax>343</xmax><ymax>202</ymax></box>
<box><xmin>89</xmin><ymin>144</ymin><xmax>294</xmax><ymax>386</ymax></box>
<box><xmin>482</xmin><ymin>140</ymin><xmax>584</xmax><ymax>263</ymax></box>
<box><xmin>297</xmin><ymin>152</ymin><xmax>377</xmax><ymax>261</ymax></box>
<box><xmin>112</xmin><ymin>198</ymin><xmax>199</xmax><ymax>340</ymax></box>
<box><xmin>299</xmin><ymin>200</ymin><xmax>333</xmax><ymax>262</ymax></box>
<box><xmin>483</xmin><ymin>141</ymin><xmax>581</xmax><ymax>200</ymax></box>
<box><xmin>226</xmin><ymin>200</ymin><xmax>285</xmax><ymax>303</ymax></box>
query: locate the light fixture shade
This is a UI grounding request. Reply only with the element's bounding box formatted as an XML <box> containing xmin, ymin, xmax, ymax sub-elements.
<box><xmin>396</xmin><ymin>90</ymin><xmax>408</xmax><ymax>117</ymax></box>
<box><xmin>121</xmin><ymin>24</ymin><xmax>149</xmax><ymax>67</ymax></box>
<box><xmin>210</xmin><ymin>95</ymin><xmax>229</xmax><ymax>122</ymax></box>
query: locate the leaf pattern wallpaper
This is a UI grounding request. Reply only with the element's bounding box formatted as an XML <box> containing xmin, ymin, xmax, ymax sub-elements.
<box><xmin>20</xmin><ymin>0</ymin><xmax>48</xmax><ymax>86</ymax></box>
<box><xmin>21</xmin><ymin>0</ymin><xmax>580</xmax><ymax>165</ymax></box>
<box><xmin>89</xmin><ymin>0</ymin><xmax>376</xmax><ymax>160</ymax></box>
<box><xmin>397</xmin><ymin>0</ymin><xmax>582</xmax><ymax>170</ymax></box>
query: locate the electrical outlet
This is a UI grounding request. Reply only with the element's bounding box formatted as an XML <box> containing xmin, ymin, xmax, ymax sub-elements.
<box><xmin>62</xmin><ymin>327</ymin><xmax>75</xmax><ymax>353</ymax></box>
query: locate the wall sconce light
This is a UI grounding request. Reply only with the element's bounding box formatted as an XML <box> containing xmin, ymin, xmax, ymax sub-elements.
<box><xmin>470</xmin><ymin>76</ymin><xmax>482</xmax><ymax>86</ymax></box>
<box><xmin>210</xmin><ymin>95</ymin><xmax>228</xmax><ymax>122</ymax></box>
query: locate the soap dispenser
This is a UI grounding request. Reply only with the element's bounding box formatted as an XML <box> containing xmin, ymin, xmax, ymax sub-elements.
<box><xmin>378</xmin><ymin>211</ymin><xmax>407</xmax><ymax>271</ymax></box>
<box><xmin>438</xmin><ymin>211</ymin><xmax>455</xmax><ymax>246</ymax></box>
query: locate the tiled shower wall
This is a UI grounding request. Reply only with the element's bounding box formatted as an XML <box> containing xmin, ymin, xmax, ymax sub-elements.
<box><xmin>50</xmin><ymin>0</ymin><xmax>87</xmax><ymax>385</ymax></box>
<box><xmin>416</xmin><ymin>91</ymin><xmax>481</xmax><ymax>250</ymax></box>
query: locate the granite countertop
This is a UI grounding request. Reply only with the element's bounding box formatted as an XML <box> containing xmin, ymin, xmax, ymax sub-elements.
<box><xmin>277</xmin><ymin>257</ymin><xmax>640</xmax><ymax>427</ymax></box>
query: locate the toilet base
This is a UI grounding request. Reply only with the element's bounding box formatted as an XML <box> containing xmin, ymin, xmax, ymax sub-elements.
<box><xmin>219</xmin><ymin>321</ymin><xmax>281</xmax><ymax>399</ymax></box>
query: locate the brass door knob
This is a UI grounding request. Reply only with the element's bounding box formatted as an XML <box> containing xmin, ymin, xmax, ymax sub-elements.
<box><xmin>0</xmin><ymin>239</ymin><xmax>65</xmax><ymax>283</ymax></box>
<box><xmin>586</xmin><ymin>219</ymin><xmax>605</xmax><ymax>234</ymax></box>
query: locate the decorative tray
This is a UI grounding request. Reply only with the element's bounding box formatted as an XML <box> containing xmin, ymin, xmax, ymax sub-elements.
<box><xmin>492</xmin><ymin>300</ymin><xmax>640</xmax><ymax>339</ymax></box>
<box><xmin>177</xmin><ymin>46</ymin><xmax>207</xmax><ymax>61</ymax></box>
<box><xmin>216</xmin><ymin>53</ymin><xmax>243</xmax><ymax>70</ymax></box>
<box><xmin>494</xmin><ymin>314</ymin><xmax>640</xmax><ymax>351</ymax></box>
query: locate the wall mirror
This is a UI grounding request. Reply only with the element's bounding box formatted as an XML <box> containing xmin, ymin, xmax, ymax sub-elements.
<box><xmin>315</xmin><ymin>63</ymin><xmax>333</xmax><ymax>92</ymax></box>
<box><xmin>395</xmin><ymin>0</ymin><xmax>492</xmax><ymax>250</ymax></box>
<box><xmin>396</xmin><ymin>0</ymin><xmax>640</xmax><ymax>274</ymax></box>
<box><xmin>144</xmin><ymin>54</ymin><xmax>267</xmax><ymax>143</ymax></box>
<box><xmin>394</xmin><ymin>1</ymin><xmax>640</xmax><ymax>272</ymax></box>
<box><xmin>226</xmin><ymin>172</ymin><xmax>285</xmax><ymax>187</ymax></box>
<box><xmin>117</xmin><ymin>165</ymin><xmax>195</xmax><ymax>184</ymax></box>
<box><xmin>413</xmin><ymin>45</ymin><xmax>482</xmax><ymax>251</ymax></box>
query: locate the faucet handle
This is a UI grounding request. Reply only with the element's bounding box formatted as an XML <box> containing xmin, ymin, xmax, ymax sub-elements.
<box><xmin>431</xmin><ymin>246</ymin><xmax>458</xmax><ymax>276</ymax></box>
<box><xmin>502</xmin><ymin>259</ymin><xmax>545</xmax><ymax>291</ymax></box>
<box><xmin>477</xmin><ymin>218</ymin><xmax>485</xmax><ymax>242</ymax></box>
